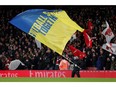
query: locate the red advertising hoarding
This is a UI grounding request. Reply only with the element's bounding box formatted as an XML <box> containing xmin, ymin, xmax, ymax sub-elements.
<box><xmin>0</xmin><ymin>70</ymin><xmax>116</xmax><ymax>78</ymax></box>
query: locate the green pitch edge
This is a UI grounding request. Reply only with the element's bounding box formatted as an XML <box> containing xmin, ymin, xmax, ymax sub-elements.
<box><xmin>0</xmin><ymin>78</ymin><xmax>116</xmax><ymax>82</ymax></box>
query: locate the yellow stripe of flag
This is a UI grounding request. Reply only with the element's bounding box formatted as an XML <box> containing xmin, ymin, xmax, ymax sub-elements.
<box><xmin>29</xmin><ymin>10</ymin><xmax>84</xmax><ymax>55</ymax></box>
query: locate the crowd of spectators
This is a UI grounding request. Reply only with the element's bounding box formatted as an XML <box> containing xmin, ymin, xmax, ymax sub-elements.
<box><xmin>0</xmin><ymin>6</ymin><xmax>116</xmax><ymax>70</ymax></box>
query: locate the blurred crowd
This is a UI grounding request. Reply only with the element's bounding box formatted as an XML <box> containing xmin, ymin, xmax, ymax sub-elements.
<box><xmin>0</xmin><ymin>6</ymin><xmax>116</xmax><ymax>70</ymax></box>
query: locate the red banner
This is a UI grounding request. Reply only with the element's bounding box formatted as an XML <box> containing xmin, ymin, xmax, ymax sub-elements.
<box><xmin>0</xmin><ymin>70</ymin><xmax>71</xmax><ymax>78</ymax></box>
<box><xmin>0</xmin><ymin>70</ymin><xmax>116</xmax><ymax>78</ymax></box>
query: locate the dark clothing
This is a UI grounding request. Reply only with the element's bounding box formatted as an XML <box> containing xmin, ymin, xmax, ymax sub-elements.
<box><xmin>114</xmin><ymin>64</ymin><xmax>116</xmax><ymax>70</ymax></box>
<box><xmin>16</xmin><ymin>63</ymin><xmax>27</xmax><ymax>70</ymax></box>
<box><xmin>105</xmin><ymin>61</ymin><xmax>111</xmax><ymax>70</ymax></box>
<box><xmin>0</xmin><ymin>60</ymin><xmax>3</xmax><ymax>70</ymax></box>
<box><xmin>96</xmin><ymin>56</ymin><xmax>105</xmax><ymax>70</ymax></box>
<box><xmin>71</xmin><ymin>68</ymin><xmax>80</xmax><ymax>78</ymax></box>
<box><xmin>33</xmin><ymin>56</ymin><xmax>40</xmax><ymax>70</ymax></box>
<box><xmin>71</xmin><ymin>59</ymin><xmax>81</xmax><ymax>78</ymax></box>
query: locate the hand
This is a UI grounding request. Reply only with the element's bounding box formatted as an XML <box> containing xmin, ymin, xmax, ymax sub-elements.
<box><xmin>75</xmin><ymin>64</ymin><xmax>81</xmax><ymax>69</ymax></box>
<box><xmin>75</xmin><ymin>64</ymin><xmax>77</xmax><ymax>67</ymax></box>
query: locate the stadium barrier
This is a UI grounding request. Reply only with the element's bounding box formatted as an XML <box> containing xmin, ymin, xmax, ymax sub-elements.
<box><xmin>0</xmin><ymin>70</ymin><xmax>116</xmax><ymax>78</ymax></box>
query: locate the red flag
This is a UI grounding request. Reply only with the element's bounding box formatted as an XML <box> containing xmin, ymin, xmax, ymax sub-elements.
<box><xmin>69</xmin><ymin>45</ymin><xmax>86</xmax><ymax>59</ymax></box>
<box><xmin>87</xmin><ymin>20</ymin><xmax>93</xmax><ymax>30</ymax></box>
<box><xmin>83</xmin><ymin>30</ymin><xmax>92</xmax><ymax>48</ymax></box>
<box><xmin>85</xmin><ymin>20</ymin><xmax>93</xmax><ymax>35</ymax></box>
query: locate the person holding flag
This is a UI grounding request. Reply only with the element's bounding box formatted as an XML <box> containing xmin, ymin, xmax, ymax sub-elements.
<box><xmin>69</xmin><ymin>45</ymin><xmax>86</xmax><ymax>78</ymax></box>
<box><xmin>71</xmin><ymin>56</ymin><xmax>81</xmax><ymax>78</ymax></box>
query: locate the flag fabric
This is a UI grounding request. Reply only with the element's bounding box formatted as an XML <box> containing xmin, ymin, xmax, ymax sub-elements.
<box><xmin>70</xmin><ymin>32</ymin><xmax>77</xmax><ymax>42</ymax></box>
<box><xmin>87</xmin><ymin>20</ymin><xmax>93</xmax><ymax>30</ymax></box>
<box><xmin>102</xmin><ymin>43</ymin><xmax>116</xmax><ymax>55</ymax></box>
<box><xmin>10</xmin><ymin>9</ymin><xmax>84</xmax><ymax>55</ymax></box>
<box><xmin>85</xmin><ymin>20</ymin><xmax>93</xmax><ymax>35</ymax></box>
<box><xmin>69</xmin><ymin>45</ymin><xmax>86</xmax><ymax>59</ymax></box>
<box><xmin>102</xmin><ymin>21</ymin><xmax>114</xmax><ymax>43</ymax></box>
<box><xmin>35</xmin><ymin>39</ymin><xmax>42</xmax><ymax>49</ymax></box>
<box><xmin>8</xmin><ymin>59</ymin><xmax>25</xmax><ymax>70</ymax></box>
<box><xmin>83</xmin><ymin>30</ymin><xmax>92</xmax><ymax>48</ymax></box>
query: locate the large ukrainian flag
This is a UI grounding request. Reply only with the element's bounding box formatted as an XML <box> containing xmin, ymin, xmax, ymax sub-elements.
<box><xmin>10</xmin><ymin>9</ymin><xmax>84</xmax><ymax>55</ymax></box>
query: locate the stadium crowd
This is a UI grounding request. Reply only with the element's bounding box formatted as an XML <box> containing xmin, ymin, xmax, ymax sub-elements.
<box><xmin>0</xmin><ymin>6</ymin><xmax>116</xmax><ymax>70</ymax></box>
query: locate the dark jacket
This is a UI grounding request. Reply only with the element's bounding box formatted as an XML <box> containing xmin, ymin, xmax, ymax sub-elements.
<box><xmin>0</xmin><ymin>60</ymin><xmax>4</xmax><ymax>70</ymax></box>
<box><xmin>73</xmin><ymin>58</ymin><xmax>81</xmax><ymax>70</ymax></box>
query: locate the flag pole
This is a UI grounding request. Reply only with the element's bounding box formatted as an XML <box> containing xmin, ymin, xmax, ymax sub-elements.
<box><xmin>62</xmin><ymin>55</ymin><xmax>81</xmax><ymax>69</ymax></box>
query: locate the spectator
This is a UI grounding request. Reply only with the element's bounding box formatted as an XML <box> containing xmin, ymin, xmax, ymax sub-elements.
<box><xmin>59</xmin><ymin>57</ymin><xmax>70</xmax><ymax>70</ymax></box>
<box><xmin>111</xmin><ymin>56</ymin><xmax>116</xmax><ymax>70</ymax></box>
<box><xmin>0</xmin><ymin>55</ymin><xmax>4</xmax><ymax>70</ymax></box>
<box><xmin>114</xmin><ymin>63</ymin><xmax>116</xmax><ymax>70</ymax></box>
<box><xmin>105</xmin><ymin>57</ymin><xmax>111</xmax><ymax>70</ymax></box>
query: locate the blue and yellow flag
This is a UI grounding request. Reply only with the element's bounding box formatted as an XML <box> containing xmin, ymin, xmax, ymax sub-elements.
<box><xmin>10</xmin><ymin>9</ymin><xmax>84</xmax><ymax>55</ymax></box>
